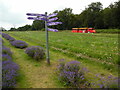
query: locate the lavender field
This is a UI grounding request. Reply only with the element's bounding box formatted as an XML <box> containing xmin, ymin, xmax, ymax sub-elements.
<box><xmin>1</xmin><ymin>31</ymin><xmax>119</xmax><ymax>88</ymax></box>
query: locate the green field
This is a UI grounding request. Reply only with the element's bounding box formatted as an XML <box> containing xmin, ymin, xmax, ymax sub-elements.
<box><xmin>3</xmin><ymin>30</ymin><xmax>119</xmax><ymax>88</ymax></box>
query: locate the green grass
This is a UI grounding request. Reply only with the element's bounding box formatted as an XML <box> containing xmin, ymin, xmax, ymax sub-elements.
<box><xmin>2</xmin><ymin>30</ymin><xmax>119</xmax><ymax>88</ymax></box>
<box><xmin>6</xmin><ymin>31</ymin><xmax>119</xmax><ymax>67</ymax></box>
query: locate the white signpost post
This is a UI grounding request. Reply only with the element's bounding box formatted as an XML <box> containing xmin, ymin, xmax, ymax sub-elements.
<box><xmin>26</xmin><ymin>12</ymin><xmax>62</xmax><ymax>64</ymax></box>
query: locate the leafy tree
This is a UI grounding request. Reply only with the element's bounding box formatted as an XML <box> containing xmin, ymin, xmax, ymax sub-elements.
<box><xmin>0</xmin><ymin>27</ymin><xmax>6</xmax><ymax>31</ymax></box>
<box><xmin>88</xmin><ymin>2</ymin><xmax>103</xmax><ymax>12</ymax></box>
<box><xmin>32</xmin><ymin>20</ymin><xmax>44</xmax><ymax>30</ymax></box>
<box><xmin>78</xmin><ymin>2</ymin><xmax>103</xmax><ymax>28</ymax></box>
<box><xmin>102</xmin><ymin>1</ymin><xmax>120</xmax><ymax>29</ymax></box>
<box><xmin>9</xmin><ymin>27</ymin><xmax>16</xmax><ymax>31</ymax></box>
<box><xmin>14</xmin><ymin>24</ymin><xmax>32</xmax><ymax>31</ymax></box>
<box><xmin>13</xmin><ymin>1</ymin><xmax>120</xmax><ymax>30</ymax></box>
<box><xmin>114</xmin><ymin>0</ymin><xmax>120</xmax><ymax>28</ymax></box>
<box><xmin>53</xmin><ymin>8</ymin><xmax>75</xmax><ymax>30</ymax></box>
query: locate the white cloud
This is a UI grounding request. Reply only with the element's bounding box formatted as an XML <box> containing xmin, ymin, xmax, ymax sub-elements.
<box><xmin>0</xmin><ymin>0</ymin><xmax>118</xmax><ymax>30</ymax></box>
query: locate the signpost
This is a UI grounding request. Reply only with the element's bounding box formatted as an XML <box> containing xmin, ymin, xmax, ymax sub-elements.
<box><xmin>26</xmin><ymin>12</ymin><xmax>62</xmax><ymax>65</ymax></box>
<box><xmin>47</xmin><ymin>28</ymin><xmax>58</xmax><ymax>32</ymax></box>
<box><xmin>47</xmin><ymin>17</ymin><xmax>58</xmax><ymax>22</ymax></box>
<box><xmin>26</xmin><ymin>13</ymin><xmax>45</xmax><ymax>16</ymax></box>
<box><xmin>28</xmin><ymin>17</ymin><xmax>46</xmax><ymax>21</ymax></box>
<box><xmin>47</xmin><ymin>13</ymin><xmax>58</xmax><ymax>18</ymax></box>
<box><xmin>47</xmin><ymin>22</ymin><xmax>62</xmax><ymax>26</ymax></box>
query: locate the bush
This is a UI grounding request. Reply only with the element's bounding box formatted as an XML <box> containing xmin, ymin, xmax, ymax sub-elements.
<box><xmin>2</xmin><ymin>60</ymin><xmax>19</xmax><ymax>88</ymax></box>
<box><xmin>9</xmin><ymin>37</ymin><xmax>16</xmax><ymax>42</ymax></box>
<box><xmin>2</xmin><ymin>54</ymin><xmax>12</xmax><ymax>61</ymax></box>
<box><xmin>92</xmin><ymin>74</ymin><xmax>120</xmax><ymax>88</ymax></box>
<box><xmin>2</xmin><ymin>46</ymin><xmax>19</xmax><ymax>88</ymax></box>
<box><xmin>0</xmin><ymin>38</ymin><xmax>3</xmax><ymax>46</ymax></box>
<box><xmin>2</xmin><ymin>33</ymin><xmax>15</xmax><ymax>42</ymax></box>
<box><xmin>2</xmin><ymin>33</ymin><xmax>10</xmax><ymax>40</ymax></box>
<box><xmin>2</xmin><ymin>46</ymin><xmax>12</xmax><ymax>57</ymax></box>
<box><xmin>10</xmin><ymin>40</ymin><xmax>28</xmax><ymax>49</ymax></box>
<box><xmin>25</xmin><ymin>46</ymin><xmax>45</xmax><ymax>61</ymax></box>
<box><xmin>41</xmin><ymin>28</ymin><xmax>45</xmax><ymax>31</ymax></box>
<box><xmin>57</xmin><ymin>59</ymin><xmax>87</xmax><ymax>87</ymax></box>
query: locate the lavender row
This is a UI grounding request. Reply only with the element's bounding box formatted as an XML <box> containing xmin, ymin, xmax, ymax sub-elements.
<box><xmin>2</xmin><ymin>46</ymin><xmax>12</xmax><ymax>61</ymax></box>
<box><xmin>2</xmin><ymin>33</ymin><xmax>15</xmax><ymax>42</ymax></box>
<box><xmin>2</xmin><ymin>33</ymin><xmax>44</xmax><ymax>61</ymax></box>
<box><xmin>10</xmin><ymin>40</ymin><xmax>28</xmax><ymax>49</ymax></box>
<box><xmin>2</xmin><ymin>33</ymin><xmax>28</xmax><ymax>49</ymax></box>
<box><xmin>2</xmin><ymin>46</ymin><xmax>19</xmax><ymax>88</ymax></box>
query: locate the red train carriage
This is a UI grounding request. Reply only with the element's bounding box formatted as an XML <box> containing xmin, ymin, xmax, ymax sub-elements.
<box><xmin>72</xmin><ymin>28</ymin><xmax>96</xmax><ymax>33</ymax></box>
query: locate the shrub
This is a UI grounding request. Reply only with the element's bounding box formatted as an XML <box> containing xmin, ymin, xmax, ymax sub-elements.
<box><xmin>25</xmin><ymin>46</ymin><xmax>45</xmax><ymax>61</ymax></box>
<box><xmin>2</xmin><ymin>33</ymin><xmax>15</xmax><ymax>42</ymax></box>
<box><xmin>2</xmin><ymin>33</ymin><xmax>10</xmax><ymax>40</ymax></box>
<box><xmin>41</xmin><ymin>28</ymin><xmax>45</xmax><ymax>31</ymax></box>
<box><xmin>1</xmin><ymin>45</ymin><xmax>19</xmax><ymax>88</ymax></box>
<box><xmin>10</xmin><ymin>40</ymin><xmax>28</xmax><ymax>49</ymax></box>
<box><xmin>2</xmin><ymin>54</ymin><xmax>12</xmax><ymax>61</ymax></box>
<box><xmin>2</xmin><ymin>46</ymin><xmax>12</xmax><ymax>57</ymax></box>
<box><xmin>92</xmin><ymin>74</ymin><xmax>120</xmax><ymax>88</ymax></box>
<box><xmin>57</xmin><ymin>59</ymin><xmax>86</xmax><ymax>87</ymax></box>
<box><xmin>0</xmin><ymin>37</ymin><xmax>3</xmax><ymax>42</ymax></box>
<box><xmin>0</xmin><ymin>38</ymin><xmax>3</xmax><ymax>46</ymax></box>
<box><xmin>2</xmin><ymin>60</ymin><xmax>19</xmax><ymax>88</ymax></box>
<box><xmin>8</xmin><ymin>37</ymin><xmax>16</xmax><ymax>42</ymax></box>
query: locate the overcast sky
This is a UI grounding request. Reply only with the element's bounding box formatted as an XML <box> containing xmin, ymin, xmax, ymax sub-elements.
<box><xmin>0</xmin><ymin>0</ymin><xmax>118</xmax><ymax>30</ymax></box>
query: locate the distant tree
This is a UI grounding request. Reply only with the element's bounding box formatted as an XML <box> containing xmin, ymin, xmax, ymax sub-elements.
<box><xmin>114</xmin><ymin>0</ymin><xmax>120</xmax><ymax>28</ymax></box>
<box><xmin>88</xmin><ymin>2</ymin><xmax>103</xmax><ymax>12</ymax></box>
<box><xmin>9</xmin><ymin>27</ymin><xmax>16</xmax><ymax>31</ymax></box>
<box><xmin>102</xmin><ymin>0</ymin><xmax>120</xmax><ymax>29</ymax></box>
<box><xmin>53</xmin><ymin>8</ymin><xmax>74</xmax><ymax>30</ymax></box>
<box><xmin>23</xmin><ymin>24</ymin><xmax>32</xmax><ymax>30</ymax></box>
<box><xmin>94</xmin><ymin>11</ymin><xmax>104</xmax><ymax>29</ymax></box>
<box><xmin>78</xmin><ymin>2</ymin><xmax>103</xmax><ymax>28</ymax></box>
<box><xmin>16</xmin><ymin>24</ymin><xmax>32</xmax><ymax>31</ymax></box>
<box><xmin>0</xmin><ymin>27</ymin><xmax>6</xmax><ymax>31</ymax></box>
<box><xmin>31</xmin><ymin>20</ymin><xmax>44</xmax><ymax>30</ymax></box>
<box><xmin>15</xmin><ymin>1</ymin><xmax>120</xmax><ymax>30</ymax></box>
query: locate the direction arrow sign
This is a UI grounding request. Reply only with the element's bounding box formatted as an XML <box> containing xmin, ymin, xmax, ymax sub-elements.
<box><xmin>48</xmin><ymin>13</ymin><xmax>58</xmax><ymax>18</ymax></box>
<box><xmin>26</xmin><ymin>13</ymin><xmax>45</xmax><ymax>16</ymax></box>
<box><xmin>47</xmin><ymin>22</ymin><xmax>62</xmax><ymax>26</ymax></box>
<box><xmin>47</xmin><ymin>17</ymin><xmax>58</xmax><ymax>22</ymax></box>
<box><xmin>27</xmin><ymin>17</ymin><xmax>46</xmax><ymax>21</ymax></box>
<box><xmin>47</xmin><ymin>28</ymin><xmax>58</xmax><ymax>32</ymax></box>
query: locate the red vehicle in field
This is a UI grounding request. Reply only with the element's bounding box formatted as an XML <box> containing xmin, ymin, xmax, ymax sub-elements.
<box><xmin>72</xmin><ymin>28</ymin><xmax>96</xmax><ymax>33</ymax></box>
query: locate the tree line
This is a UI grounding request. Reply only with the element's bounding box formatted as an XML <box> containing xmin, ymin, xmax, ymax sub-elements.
<box><xmin>10</xmin><ymin>1</ymin><xmax>120</xmax><ymax>31</ymax></box>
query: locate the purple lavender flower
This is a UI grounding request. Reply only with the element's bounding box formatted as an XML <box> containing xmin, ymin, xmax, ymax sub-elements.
<box><xmin>64</xmin><ymin>61</ymin><xmax>80</xmax><ymax>72</ymax></box>
<box><xmin>25</xmin><ymin>46</ymin><xmax>45</xmax><ymax>61</ymax></box>
<box><xmin>2</xmin><ymin>54</ymin><xmax>12</xmax><ymax>61</ymax></box>
<box><xmin>2</xmin><ymin>33</ymin><xmax>15</xmax><ymax>42</ymax></box>
<box><xmin>2</xmin><ymin>46</ymin><xmax>12</xmax><ymax>57</ymax></box>
<box><xmin>57</xmin><ymin>60</ymin><xmax>86</xmax><ymax>87</ymax></box>
<box><xmin>2</xmin><ymin>60</ymin><xmax>19</xmax><ymax>88</ymax></box>
<box><xmin>0</xmin><ymin>38</ymin><xmax>3</xmax><ymax>47</ymax></box>
<box><xmin>1</xmin><ymin>45</ymin><xmax>19</xmax><ymax>88</ymax></box>
<box><xmin>10</xmin><ymin>40</ymin><xmax>28</xmax><ymax>49</ymax></box>
<box><xmin>93</xmin><ymin>74</ymin><xmax>119</xmax><ymax>88</ymax></box>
